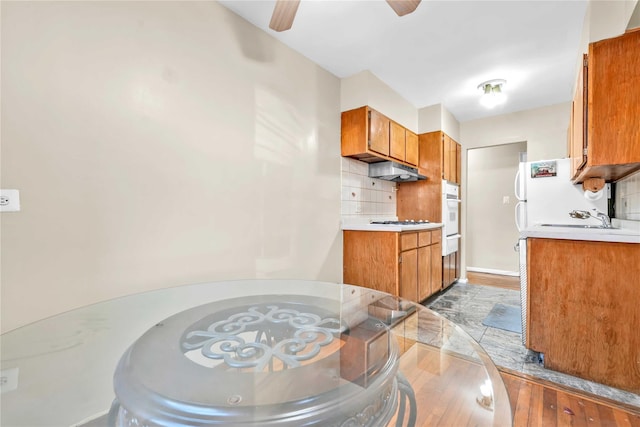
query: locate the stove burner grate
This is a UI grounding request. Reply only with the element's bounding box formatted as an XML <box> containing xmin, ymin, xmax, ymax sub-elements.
<box><xmin>371</xmin><ymin>220</ymin><xmax>430</xmax><ymax>225</ymax></box>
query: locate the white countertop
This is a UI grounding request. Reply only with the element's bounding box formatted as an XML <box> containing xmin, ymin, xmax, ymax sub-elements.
<box><xmin>342</xmin><ymin>222</ymin><xmax>443</xmax><ymax>232</ymax></box>
<box><xmin>521</xmin><ymin>219</ymin><xmax>640</xmax><ymax>243</ymax></box>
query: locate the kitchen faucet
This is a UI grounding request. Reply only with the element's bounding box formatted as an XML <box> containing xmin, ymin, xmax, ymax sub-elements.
<box><xmin>568</xmin><ymin>209</ymin><xmax>612</xmax><ymax>228</ymax></box>
<box><xmin>593</xmin><ymin>209</ymin><xmax>612</xmax><ymax>228</ymax></box>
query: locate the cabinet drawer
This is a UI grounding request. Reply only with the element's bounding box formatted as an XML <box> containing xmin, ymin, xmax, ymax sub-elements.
<box><xmin>400</xmin><ymin>233</ymin><xmax>418</xmax><ymax>251</ymax></box>
<box><xmin>431</xmin><ymin>229</ymin><xmax>442</xmax><ymax>244</ymax></box>
<box><xmin>418</xmin><ymin>231</ymin><xmax>431</xmax><ymax>247</ymax></box>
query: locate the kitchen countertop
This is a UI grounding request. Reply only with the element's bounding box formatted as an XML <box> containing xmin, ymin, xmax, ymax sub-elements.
<box><xmin>521</xmin><ymin>219</ymin><xmax>640</xmax><ymax>244</ymax></box>
<box><xmin>342</xmin><ymin>222</ymin><xmax>443</xmax><ymax>232</ymax></box>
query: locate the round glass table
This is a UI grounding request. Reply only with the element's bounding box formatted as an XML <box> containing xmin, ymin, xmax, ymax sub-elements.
<box><xmin>1</xmin><ymin>280</ymin><xmax>512</xmax><ymax>426</ymax></box>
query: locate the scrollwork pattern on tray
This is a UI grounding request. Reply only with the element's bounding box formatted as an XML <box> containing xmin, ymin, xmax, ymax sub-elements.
<box><xmin>182</xmin><ymin>305</ymin><xmax>344</xmax><ymax>370</ymax></box>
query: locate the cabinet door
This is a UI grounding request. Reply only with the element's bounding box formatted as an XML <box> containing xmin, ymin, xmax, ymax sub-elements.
<box><xmin>442</xmin><ymin>134</ymin><xmax>451</xmax><ymax>181</ymax></box>
<box><xmin>368</xmin><ymin>109</ymin><xmax>390</xmax><ymax>156</ymax></box>
<box><xmin>449</xmin><ymin>139</ymin><xmax>457</xmax><ymax>183</ymax></box>
<box><xmin>431</xmin><ymin>242</ymin><xmax>442</xmax><ymax>294</ymax></box>
<box><xmin>417</xmin><ymin>245</ymin><xmax>431</xmax><ymax>301</ymax></box>
<box><xmin>442</xmin><ymin>253</ymin><xmax>454</xmax><ymax>289</ymax></box>
<box><xmin>405</xmin><ymin>130</ymin><xmax>419</xmax><ymax>166</ymax></box>
<box><xmin>588</xmin><ymin>30</ymin><xmax>640</xmax><ymax>167</ymax></box>
<box><xmin>570</xmin><ymin>54</ymin><xmax>587</xmax><ymax>179</ymax></box>
<box><xmin>399</xmin><ymin>249</ymin><xmax>418</xmax><ymax>302</ymax></box>
<box><xmin>343</xmin><ymin>231</ymin><xmax>399</xmax><ymax>296</ymax></box>
<box><xmin>389</xmin><ymin>121</ymin><xmax>406</xmax><ymax>162</ymax></box>
<box><xmin>455</xmin><ymin>142</ymin><xmax>461</xmax><ymax>184</ymax></box>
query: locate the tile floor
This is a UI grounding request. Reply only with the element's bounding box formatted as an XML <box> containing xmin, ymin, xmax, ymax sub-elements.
<box><xmin>424</xmin><ymin>281</ymin><xmax>640</xmax><ymax>408</ymax></box>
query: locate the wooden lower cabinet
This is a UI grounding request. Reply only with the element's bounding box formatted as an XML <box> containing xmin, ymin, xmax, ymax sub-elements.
<box><xmin>399</xmin><ymin>247</ymin><xmax>418</xmax><ymax>302</ymax></box>
<box><xmin>343</xmin><ymin>229</ymin><xmax>442</xmax><ymax>303</ymax></box>
<box><xmin>442</xmin><ymin>251</ymin><xmax>458</xmax><ymax>289</ymax></box>
<box><xmin>430</xmin><ymin>232</ymin><xmax>443</xmax><ymax>296</ymax></box>
<box><xmin>527</xmin><ymin>238</ymin><xmax>640</xmax><ymax>394</ymax></box>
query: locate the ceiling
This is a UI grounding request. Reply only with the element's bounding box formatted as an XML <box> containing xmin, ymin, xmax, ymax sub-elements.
<box><xmin>219</xmin><ymin>0</ymin><xmax>589</xmax><ymax>123</ymax></box>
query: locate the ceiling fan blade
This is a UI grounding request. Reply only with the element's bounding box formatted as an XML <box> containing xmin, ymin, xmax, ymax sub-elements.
<box><xmin>386</xmin><ymin>0</ymin><xmax>421</xmax><ymax>17</ymax></box>
<box><xmin>269</xmin><ymin>0</ymin><xmax>301</xmax><ymax>32</ymax></box>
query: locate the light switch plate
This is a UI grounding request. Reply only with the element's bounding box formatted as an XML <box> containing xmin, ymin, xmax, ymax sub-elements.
<box><xmin>0</xmin><ymin>189</ymin><xmax>21</xmax><ymax>212</ymax></box>
<box><xmin>1</xmin><ymin>368</ymin><xmax>19</xmax><ymax>393</ymax></box>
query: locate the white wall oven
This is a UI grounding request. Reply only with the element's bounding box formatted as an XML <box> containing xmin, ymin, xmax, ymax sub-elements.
<box><xmin>442</xmin><ymin>180</ymin><xmax>461</xmax><ymax>256</ymax></box>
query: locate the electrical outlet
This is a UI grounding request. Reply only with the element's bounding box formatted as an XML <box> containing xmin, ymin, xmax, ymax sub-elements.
<box><xmin>0</xmin><ymin>368</ymin><xmax>19</xmax><ymax>393</ymax></box>
<box><xmin>502</xmin><ymin>196</ymin><xmax>510</xmax><ymax>204</ymax></box>
<box><xmin>0</xmin><ymin>189</ymin><xmax>20</xmax><ymax>212</ymax></box>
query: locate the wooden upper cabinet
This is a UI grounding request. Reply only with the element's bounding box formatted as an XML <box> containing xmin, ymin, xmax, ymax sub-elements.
<box><xmin>405</xmin><ymin>130</ymin><xmax>419</xmax><ymax>166</ymax></box>
<box><xmin>341</xmin><ymin>106</ymin><xmax>418</xmax><ymax>167</ymax></box>
<box><xmin>455</xmin><ymin>143</ymin><xmax>462</xmax><ymax>184</ymax></box>
<box><xmin>369</xmin><ymin>108</ymin><xmax>390</xmax><ymax>157</ymax></box>
<box><xmin>571</xmin><ymin>29</ymin><xmax>640</xmax><ymax>183</ymax></box>
<box><xmin>569</xmin><ymin>54</ymin><xmax>587</xmax><ymax>179</ymax></box>
<box><xmin>397</xmin><ymin>130</ymin><xmax>461</xmax><ymax>222</ymax></box>
<box><xmin>440</xmin><ymin>133</ymin><xmax>461</xmax><ymax>184</ymax></box>
<box><xmin>389</xmin><ymin>121</ymin><xmax>406</xmax><ymax>161</ymax></box>
<box><xmin>442</xmin><ymin>134</ymin><xmax>452</xmax><ymax>181</ymax></box>
<box><xmin>449</xmin><ymin>138</ymin><xmax>457</xmax><ymax>183</ymax></box>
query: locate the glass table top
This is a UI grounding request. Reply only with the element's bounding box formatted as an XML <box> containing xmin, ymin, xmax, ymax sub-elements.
<box><xmin>0</xmin><ymin>280</ymin><xmax>512</xmax><ymax>426</ymax></box>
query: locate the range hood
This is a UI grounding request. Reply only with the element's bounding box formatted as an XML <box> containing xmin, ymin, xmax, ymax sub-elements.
<box><xmin>368</xmin><ymin>161</ymin><xmax>426</xmax><ymax>182</ymax></box>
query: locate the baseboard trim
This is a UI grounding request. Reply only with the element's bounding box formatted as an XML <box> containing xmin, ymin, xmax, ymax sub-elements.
<box><xmin>466</xmin><ymin>267</ymin><xmax>519</xmax><ymax>277</ymax></box>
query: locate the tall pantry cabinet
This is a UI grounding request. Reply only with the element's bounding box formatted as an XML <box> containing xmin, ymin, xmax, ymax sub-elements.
<box><xmin>397</xmin><ymin>131</ymin><xmax>462</xmax><ymax>290</ymax></box>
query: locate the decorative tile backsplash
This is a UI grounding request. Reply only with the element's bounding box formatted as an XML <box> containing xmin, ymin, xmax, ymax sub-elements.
<box><xmin>341</xmin><ymin>157</ymin><xmax>397</xmax><ymax>221</ymax></box>
<box><xmin>615</xmin><ymin>170</ymin><xmax>640</xmax><ymax>221</ymax></box>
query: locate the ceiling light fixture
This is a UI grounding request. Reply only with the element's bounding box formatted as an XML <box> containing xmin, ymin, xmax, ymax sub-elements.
<box><xmin>478</xmin><ymin>79</ymin><xmax>507</xmax><ymax>109</ymax></box>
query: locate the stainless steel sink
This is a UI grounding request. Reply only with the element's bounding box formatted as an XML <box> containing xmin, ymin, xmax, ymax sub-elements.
<box><xmin>539</xmin><ymin>224</ymin><xmax>618</xmax><ymax>229</ymax></box>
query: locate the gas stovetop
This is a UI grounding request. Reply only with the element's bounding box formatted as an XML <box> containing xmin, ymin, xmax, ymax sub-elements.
<box><xmin>370</xmin><ymin>220</ymin><xmax>430</xmax><ymax>226</ymax></box>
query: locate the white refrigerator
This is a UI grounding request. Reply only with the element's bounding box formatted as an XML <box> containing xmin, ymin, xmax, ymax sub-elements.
<box><xmin>514</xmin><ymin>158</ymin><xmax>609</xmax><ymax>231</ymax></box>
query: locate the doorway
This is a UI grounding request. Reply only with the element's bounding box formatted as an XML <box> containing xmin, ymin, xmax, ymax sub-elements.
<box><xmin>466</xmin><ymin>141</ymin><xmax>526</xmax><ymax>275</ymax></box>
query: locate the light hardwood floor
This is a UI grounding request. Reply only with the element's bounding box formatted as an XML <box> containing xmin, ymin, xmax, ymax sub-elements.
<box><xmin>466</xmin><ymin>271</ymin><xmax>520</xmax><ymax>291</ymax></box>
<box><xmin>502</xmin><ymin>369</ymin><xmax>640</xmax><ymax>427</ymax></box>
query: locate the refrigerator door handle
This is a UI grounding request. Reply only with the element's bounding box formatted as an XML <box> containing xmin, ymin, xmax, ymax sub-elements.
<box><xmin>515</xmin><ymin>201</ymin><xmax>525</xmax><ymax>232</ymax></box>
<box><xmin>514</xmin><ymin>168</ymin><xmax>522</xmax><ymax>201</ymax></box>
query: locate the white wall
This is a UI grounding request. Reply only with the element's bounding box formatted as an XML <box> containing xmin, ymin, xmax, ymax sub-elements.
<box><xmin>341</xmin><ymin>70</ymin><xmax>418</xmax><ymax>131</ymax></box>
<box><xmin>460</xmin><ymin>103</ymin><xmax>571</xmax><ymax>161</ymax></box>
<box><xmin>458</xmin><ymin>102</ymin><xmax>571</xmax><ymax>279</ymax></box>
<box><xmin>418</xmin><ymin>104</ymin><xmax>461</xmax><ymax>142</ymax></box>
<box><xmin>587</xmin><ymin>0</ymin><xmax>638</xmax><ymax>43</ymax></box>
<box><xmin>0</xmin><ymin>1</ymin><xmax>342</xmax><ymax>333</ymax></box>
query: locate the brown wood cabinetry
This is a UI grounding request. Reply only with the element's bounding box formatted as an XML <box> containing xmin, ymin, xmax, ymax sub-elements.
<box><xmin>343</xmin><ymin>229</ymin><xmax>442</xmax><ymax>303</ymax></box>
<box><xmin>569</xmin><ymin>54</ymin><xmax>587</xmax><ymax>177</ymax></box>
<box><xmin>428</xmin><ymin>230</ymin><xmax>442</xmax><ymax>298</ymax></box>
<box><xmin>397</xmin><ymin>130</ymin><xmax>462</xmax><ymax>221</ymax></box>
<box><xmin>526</xmin><ymin>238</ymin><xmax>640</xmax><ymax>394</ymax></box>
<box><xmin>442</xmin><ymin>252</ymin><xmax>458</xmax><ymax>290</ymax></box>
<box><xmin>368</xmin><ymin>108</ymin><xmax>390</xmax><ymax>157</ymax></box>
<box><xmin>396</xmin><ymin>130</ymin><xmax>461</xmax><ymax>290</ymax></box>
<box><xmin>341</xmin><ymin>106</ymin><xmax>419</xmax><ymax>167</ymax></box>
<box><xmin>569</xmin><ymin>29</ymin><xmax>640</xmax><ymax>182</ymax></box>
<box><xmin>442</xmin><ymin>133</ymin><xmax>461</xmax><ymax>184</ymax></box>
<box><xmin>405</xmin><ymin>129</ymin><xmax>419</xmax><ymax>166</ymax></box>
